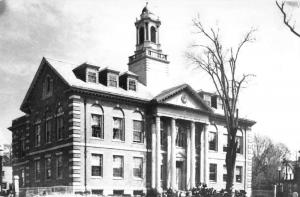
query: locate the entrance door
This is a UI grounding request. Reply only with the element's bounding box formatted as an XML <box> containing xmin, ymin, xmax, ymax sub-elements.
<box><xmin>176</xmin><ymin>161</ymin><xmax>184</xmax><ymax>190</ymax></box>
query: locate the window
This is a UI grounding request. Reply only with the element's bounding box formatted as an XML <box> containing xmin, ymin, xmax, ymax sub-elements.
<box><xmin>211</xmin><ymin>95</ymin><xmax>218</xmax><ymax>109</ymax></box>
<box><xmin>133</xmin><ymin>157</ymin><xmax>143</xmax><ymax>178</ymax></box>
<box><xmin>208</xmin><ymin>132</ymin><xmax>217</xmax><ymax>151</ymax></box>
<box><xmin>43</xmin><ymin>76</ymin><xmax>53</xmax><ymax>98</ymax></box>
<box><xmin>139</xmin><ymin>27</ymin><xmax>144</xmax><ymax>44</ymax></box>
<box><xmin>113</xmin><ymin>117</ymin><xmax>124</xmax><ymax>141</ymax></box>
<box><xmin>160</xmin><ymin>120</ymin><xmax>167</xmax><ymax>148</ymax></box>
<box><xmin>92</xmin><ymin>114</ymin><xmax>103</xmax><ymax>138</ymax></box>
<box><xmin>176</xmin><ymin>123</ymin><xmax>186</xmax><ymax>148</ymax></box>
<box><xmin>209</xmin><ymin>163</ymin><xmax>217</xmax><ymax>182</ymax></box>
<box><xmin>133</xmin><ymin>190</ymin><xmax>144</xmax><ymax>197</ymax></box>
<box><xmin>56</xmin><ymin>155</ymin><xmax>63</xmax><ymax>179</ymax></box>
<box><xmin>91</xmin><ymin>154</ymin><xmax>103</xmax><ymax>177</ymax></box>
<box><xmin>223</xmin><ymin>134</ymin><xmax>228</xmax><ymax>152</ymax></box>
<box><xmin>128</xmin><ymin>79</ymin><xmax>137</xmax><ymax>91</ymax></box>
<box><xmin>45</xmin><ymin>157</ymin><xmax>51</xmax><ymax>180</ymax></box>
<box><xmin>223</xmin><ymin>165</ymin><xmax>227</xmax><ymax>182</ymax></box>
<box><xmin>133</xmin><ymin>120</ymin><xmax>143</xmax><ymax>143</ymax></box>
<box><xmin>20</xmin><ymin>135</ymin><xmax>26</xmax><ymax>157</ymax></box>
<box><xmin>35</xmin><ymin>124</ymin><xmax>41</xmax><ymax>147</ymax></box>
<box><xmin>113</xmin><ymin>156</ymin><xmax>123</xmax><ymax>178</ymax></box>
<box><xmin>45</xmin><ymin>118</ymin><xmax>52</xmax><ymax>143</ymax></box>
<box><xmin>236</xmin><ymin>166</ymin><xmax>242</xmax><ymax>183</ymax></box>
<box><xmin>108</xmin><ymin>74</ymin><xmax>118</xmax><ymax>87</ymax></box>
<box><xmin>87</xmin><ymin>71</ymin><xmax>97</xmax><ymax>83</ymax></box>
<box><xmin>150</xmin><ymin>26</ymin><xmax>156</xmax><ymax>43</ymax></box>
<box><xmin>21</xmin><ymin>169</ymin><xmax>25</xmax><ymax>186</ymax></box>
<box><xmin>113</xmin><ymin>190</ymin><xmax>124</xmax><ymax>195</ymax></box>
<box><xmin>236</xmin><ymin>130</ymin><xmax>243</xmax><ymax>154</ymax></box>
<box><xmin>34</xmin><ymin>160</ymin><xmax>40</xmax><ymax>180</ymax></box>
<box><xmin>92</xmin><ymin>190</ymin><xmax>103</xmax><ymax>195</ymax></box>
<box><xmin>56</xmin><ymin>107</ymin><xmax>64</xmax><ymax>140</ymax></box>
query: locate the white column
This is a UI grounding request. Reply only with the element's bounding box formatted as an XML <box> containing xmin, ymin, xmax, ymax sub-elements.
<box><xmin>167</xmin><ymin>123</ymin><xmax>172</xmax><ymax>188</ymax></box>
<box><xmin>155</xmin><ymin>116</ymin><xmax>161</xmax><ymax>192</ymax></box>
<box><xmin>186</xmin><ymin>125</ymin><xmax>191</xmax><ymax>190</ymax></box>
<box><xmin>151</xmin><ymin>122</ymin><xmax>156</xmax><ymax>189</ymax></box>
<box><xmin>190</xmin><ymin>121</ymin><xmax>196</xmax><ymax>189</ymax></box>
<box><xmin>203</xmin><ymin>124</ymin><xmax>209</xmax><ymax>184</ymax></box>
<box><xmin>171</xmin><ymin>118</ymin><xmax>177</xmax><ymax>190</ymax></box>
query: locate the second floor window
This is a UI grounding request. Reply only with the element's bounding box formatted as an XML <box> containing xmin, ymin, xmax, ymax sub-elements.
<box><xmin>45</xmin><ymin>157</ymin><xmax>51</xmax><ymax>180</ymax></box>
<box><xmin>35</xmin><ymin>124</ymin><xmax>41</xmax><ymax>147</ymax></box>
<box><xmin>133</xmin><ymin>120</ymin><xmax>143</xmax><ymax>143</ymax></box>
<box><xmin>45</xmin><ymin>118</ymin><xmax>52</xmax><ymax>143</ymax></box>
<box><xmin>56</xmin><ymin>115</ymin><xmax>64</xmax><ymax>140</ymax></box>
<box><xmin>92</xmin><ymin>114</ymin><xmax>103</xmax><ymax>139</ymax></box>
<box><xmin>91</xmin><ymin>154</ymin><xmax>103</xmax><ymax>177</ymax></box>
<box><xmin>34</xmin><ymin>160</ymin><xmax>40</xmax><ymax>180</ymax></box>
<box><xmin>20</xmin><ymin>137</ymin><xmax>26</xmax><ymax>157</ymax></box>
<box><xmin>208</xmin><ymin>132</ymin><xmax>217</xmax><ymax>151</ymax></box>
<box><xmin>236</xmin><ymin>135</ymin><xmax>243</xmax><ymax>154</ymax></box>
<box><xmin>223</xmin><ymin>134</ymin><xmax>228</xmax><ymax>152</ymax></box>
<box><xmin>113</xmin><ymin>117</ymin><xmax>124</xmax><ymax>141</ymax></box>
<box><xmin>113</xmin><ymin>155</ymin><xmax>123</xmax><ymax>178</ymax></box>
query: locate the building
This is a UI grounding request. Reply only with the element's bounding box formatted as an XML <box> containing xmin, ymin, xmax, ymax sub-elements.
<box><xmin>1</xmin><ymin>166</ymin><xmax>12</xmax><ymax>192</ymax></box>
<box><xmin>9</xmin><ymin>5</ymin><xmax>255</xmax><ymax>196</ymax></box>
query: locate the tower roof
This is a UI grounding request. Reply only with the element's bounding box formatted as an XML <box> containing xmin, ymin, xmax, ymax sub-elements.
<box><xmin>140</xmin><ymin>3</ymin><xmax>158</xmax><ymax>20</ymax></box>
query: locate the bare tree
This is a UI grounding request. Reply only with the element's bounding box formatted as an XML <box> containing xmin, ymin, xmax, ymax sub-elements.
<box><xmin>276</xmin><ymin>0</ymin><xmax>300</xmax><ymax>37</ymax></box>
<box><xmin>252</xmin><ymin>134</ymin><xmax>290</xmax><ymax>189</ymax></box>
<box><xmin>186</xmin><ymin>19</ymin><xmax>255</xmax><ymax>193</ymax></box>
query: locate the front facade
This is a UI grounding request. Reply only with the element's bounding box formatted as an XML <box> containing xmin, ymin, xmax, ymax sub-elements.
<box><xmin>9</xmin><ymin>5</ymin><xmax>255</xmax><ymax>196</ymax></box>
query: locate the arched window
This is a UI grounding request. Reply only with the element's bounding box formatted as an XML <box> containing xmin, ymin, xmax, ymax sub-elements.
<box><xmin>139</xmin><ymin>27</ymin><xmax>145</xmax><ymax>44</ymax></box>
<box><xmin>113</xmin><ymin>108</ymin><xmax>125</xmax><ymax>141</ymax></box>
<box><xmin>150</xmin><ymin>26</ymin><xmax>156</xmax><ymax>43</ymax></box>
<box><xmin>56</xmin><ymin>106</ymin><xmax>64</xmax><ymax>140</ymax></box>
<box><xmin>91</xmin><ymin>105</ymin><xmax>104</xmax><ymax>139</ymax></box>
<box><xmin>132</xmin><ymin>111</ymin><xmax>143</xmax><ymax>143</ymax></box>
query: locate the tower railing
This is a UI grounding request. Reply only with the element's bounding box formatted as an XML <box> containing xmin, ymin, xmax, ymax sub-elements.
<box><xmin>129</xmin><ymin>49</ymin><xmax>168</xmax><ymax>62</ymax></box>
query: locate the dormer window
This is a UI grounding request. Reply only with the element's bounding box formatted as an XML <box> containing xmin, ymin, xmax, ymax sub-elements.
<box><xmin>128</xmin><ymin>79</ymin><xmax>137</xmax><ymax>91</ymax></box>
<box><xmin>108</xmin><ymin>74</ymin><xmax>118</xmax><ymax>87</ymax></box>
<box><xmin>87</xmin><ymin>71</ymin><xmax>97</xmax><ymax>83</ymax></box>
<box><xmin>211</xmin><ymin>95</ymin><xmax>218</xmax><ymax>109</ymax></box>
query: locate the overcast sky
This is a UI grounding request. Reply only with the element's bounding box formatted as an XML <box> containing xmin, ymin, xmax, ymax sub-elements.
<box><xmin>0</xmin><ymin>0</ymin><xmax>300</xmax><ymax>153</ymax></box>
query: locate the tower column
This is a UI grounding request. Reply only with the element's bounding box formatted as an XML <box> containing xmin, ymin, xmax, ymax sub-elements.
<box><xmin>146</xmin><ymin>22</ymin><xmax>149</xmax><ymax>41</ymax></box>
<box><xmin>155</xmin><ymin>116</ymin><xmax>161</xmax><ymax>192</ymax></box>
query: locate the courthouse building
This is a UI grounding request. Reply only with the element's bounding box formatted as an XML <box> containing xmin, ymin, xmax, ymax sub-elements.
<box><xmin>9</xmin><ymin>5</ymin><xmax>255</xmax><ymax>196</ymax></box>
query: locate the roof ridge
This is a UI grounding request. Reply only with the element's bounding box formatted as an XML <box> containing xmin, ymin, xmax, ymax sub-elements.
<box><xmin>44</xmin><ymin>57</ymin><xmax>77</xmax><ymax>65</ymax></box>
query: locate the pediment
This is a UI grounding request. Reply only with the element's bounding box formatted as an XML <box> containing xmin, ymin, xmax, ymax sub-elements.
<box><xmin>153</xmin><ymin>84</ymin><xmax>212</xmax><ymax>112</ymax></box>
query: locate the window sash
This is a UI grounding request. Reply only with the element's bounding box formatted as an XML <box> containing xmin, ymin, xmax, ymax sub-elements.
<box><xmin>113</xmin><ymin>118</ymin><xmax>124</xmax><ymax>141</ymax></box>
<box><xmin>236</xmin><ymin>136</ymin><xmax>243</xmax><ymax>154</ymax></box>
<box><xmin>57</xmin><ymin>156</ymin><xmax>63</xmax><ymax>178</ymax></box>
<box><xmin>35</xmin><ymin>124</ymin><xmax>41</xmax><ymax>146</ymax></box>
<box><xmin>128</xmin><ymin>79</ymin><xmax>136</xmax><ymax>91</ymax></box>
<box><xmin>91</xmin><ymin>154</ymin><xmax>103</xmax><ymax>176</ymax></box>
<box><xmin>92</xmin><ymin>114</ymin><xmax>103</xmax><ymax>138</ymax></box>
<box><xmin>56</xmin><ymin>116</ymin><xmax>64</xmax><ymax>140</ymax></box>
<box><xmin>87</xmin><ymin>72</ymin><xmax>97</xmax><ymax>83</ymax></box>
<box><xmin>236</xmin><ymin>166</ymin><xmax>242</xmax><ymax>183</ymax></box>
<box><xmin>45</xmin><ymin>119</ymin><xmax>52</xmax><ymax>143</ymax></box>
<box><xmin>209</xmin><ymin>164</ymin><xmax>217</xmax><ymax>181</ymax></box>
<box><xmin>133</xmin><ymin>158</ymin><xmax>143</xmax><ymax>178</ymax></box>
<box><xmin>108</xmin><ymin>75</ymin><xmax>118</xmax><ymax>87</ymax></box>
<box><xmin>133</xmin><ymin>120</ymin><xmax>143</xmax><ymax>143</ymax></box>
<box><xmin>35</xmin><ymin>160</ymin><xmax>40</xmax><ymax>180</ymax></box>
<box><xmin>208</xmin><ymin>132</ymin><xmax>217</xmax><ymax>151</ymax></box>
<box><xmin>113</xmin><ymin>156</ymin><xmax>123</xmax><ymax>177</ymax></box>
<box><xmin>45</xmin><ymin>158</ymin><xmax>51</xmax><ymax>179</ymax></box>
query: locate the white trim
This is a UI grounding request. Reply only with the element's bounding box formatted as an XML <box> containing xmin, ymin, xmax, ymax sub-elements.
<box><xmin>69</xmin><ymin>126</ymin><xmax>81</xmax><ymax>130</ymax></box>
<box><xmin>69</xmin><ymin>134</ymin><xmax>81</xmax><ymax>138</ymax></box>
<box><xmin>69</xmin><ymin>150</ymin><xmax>81</xmax><ymax>154</ymax></box>
<box><xmin>69</xmin><ymin>158</ymin><xmax>81</xmax><ymax>162</ymax></box>
<box><xmin>69</xmin><ymin>95</ymin><xmax>81</xmax><ymax>100</ymax></box>
<box><xmin>75</xmin><ymin>142</ymin><xmax>150</xmax><ymax>152</ymax></box>
<box><xmin>69</xmin><ymin>174</ymin><xmax>81</xmax><ymax>178</ymax></box>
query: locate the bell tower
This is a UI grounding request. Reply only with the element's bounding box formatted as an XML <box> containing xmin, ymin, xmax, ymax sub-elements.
<box><xmin>128</xmin><ymin>4</ymin><xmax>170</xmax><ymax>93</ymax></box>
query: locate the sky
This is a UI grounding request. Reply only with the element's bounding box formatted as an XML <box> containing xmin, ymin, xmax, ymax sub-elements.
<box><xmin>0</xmin><ymin>0</ymin><xmax>300</xmax><ymax>153</ymax></box>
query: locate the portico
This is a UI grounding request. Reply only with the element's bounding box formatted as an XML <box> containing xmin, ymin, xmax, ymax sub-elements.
<box><xmin>150</xmin><ymin>104</ymin><xmax>210</xmax><ymax>192</ymax></box>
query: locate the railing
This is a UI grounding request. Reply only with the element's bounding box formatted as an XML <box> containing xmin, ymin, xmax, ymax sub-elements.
<box><xmin>129</xmin><ymin>49</ymin><xmax>168</xmax><ymax>62</ymax></box>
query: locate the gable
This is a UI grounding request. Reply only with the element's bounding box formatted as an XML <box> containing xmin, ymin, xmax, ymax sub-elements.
<box><xmin>20</xmin><ymin>58</ymin><xmax>70</xmax><ymax>113</ymax></box>
<box><xmin>164</xmin><ymin>90</ymin><xmax>206</xmax><ymax>110</ymax></box>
